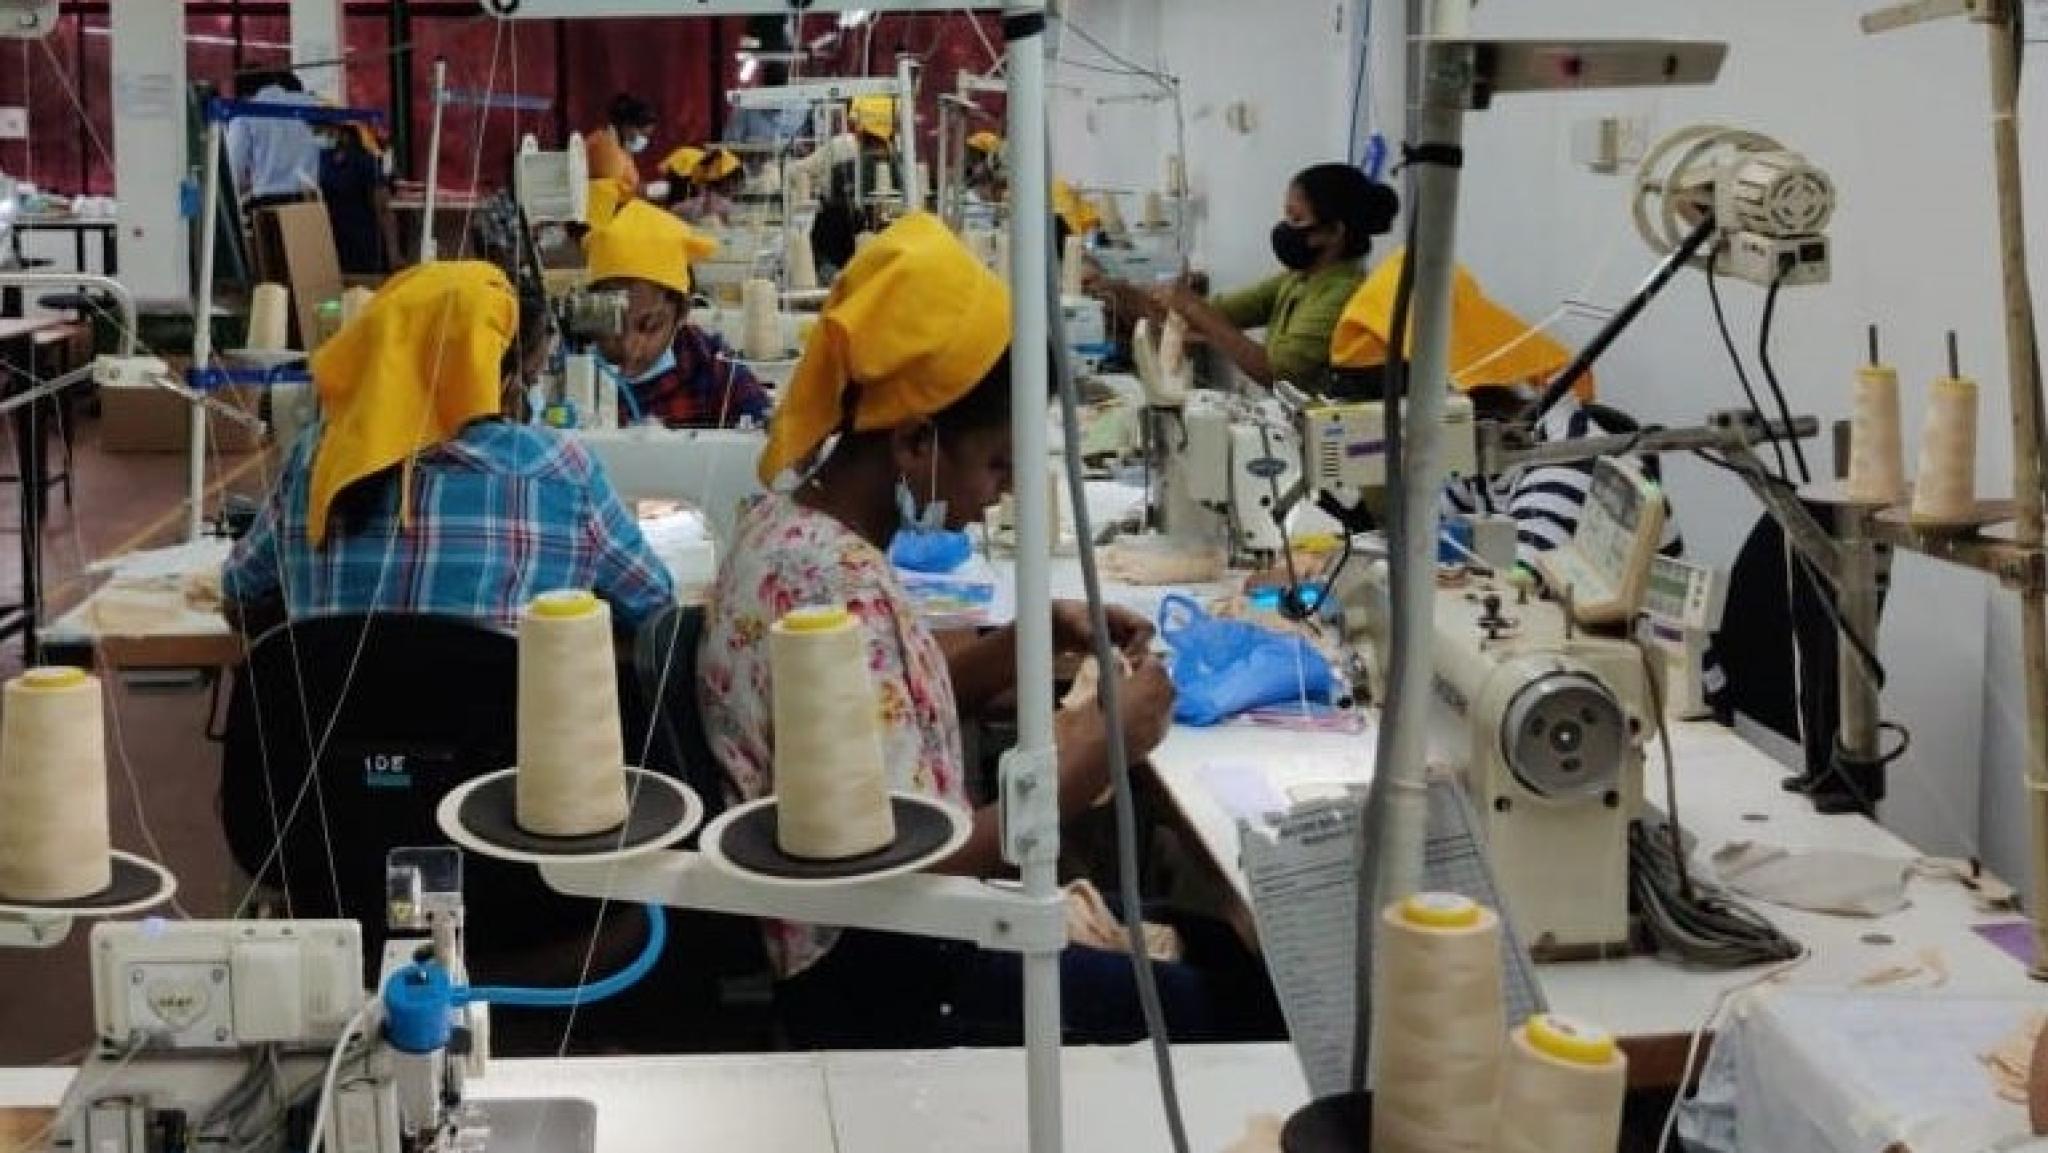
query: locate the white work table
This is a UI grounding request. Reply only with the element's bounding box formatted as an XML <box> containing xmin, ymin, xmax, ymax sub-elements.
<box><xmin>0</xmin><ymin>1043</ymin><xmax>1303</xmax><ymax>1153</ymax></box>
<box><xmin>999</xmin><ymin>553</ymin><xmax>2047</xmax><ymax>1087</ymax></box>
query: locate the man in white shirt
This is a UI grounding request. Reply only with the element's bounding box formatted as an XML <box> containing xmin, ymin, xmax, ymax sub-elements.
<box><xmin>227</xmin><ymin>72</ymin><xmax>323</xmax><ymax>210</ymax></box>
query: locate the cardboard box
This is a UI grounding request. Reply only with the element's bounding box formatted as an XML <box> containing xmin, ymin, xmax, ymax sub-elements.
<box><xmin>99</xmin><ymin>357</ymin><xmax>267</xmax><ymax>455</ymax></box>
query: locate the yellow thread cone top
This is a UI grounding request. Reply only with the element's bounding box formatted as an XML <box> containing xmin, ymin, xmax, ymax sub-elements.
<box><xmin>530</xmin><ymin>590</ymin><xmax>601</xmax><ymax>619</ymax></box>
<box><xmin>19</xmin><ymin>667</ymin><xmax>88</xmax><ymax>690</ymax></box>
<box><xmin>1399</xmin><ymin>892</ymin><xmax>1481</xmax><ymax>929</ymax></box>
<box><xmin>1524</xmin><ymin>1013</ymin><xmax>1618</xmax><ymax>1065</ymax></box>
<box><xmin>780</xmin><ymin>605</ymin><xmax>853</xmax><ymax>632</ymax></box>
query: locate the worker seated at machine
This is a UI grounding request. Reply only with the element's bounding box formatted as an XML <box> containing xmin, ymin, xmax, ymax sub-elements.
<box><xmin>1091</xmin><ymin>163</ymin><xmax>1398</xmax><ymax>394</ymax></box>
<box><xmin>584</xmin><ymin>199</ymin><xmax>773</xmax><ymax>428</ymax></box>
<box><xmin>966</xmin><ymin>130</ymin><xmax>1007</xmax><ymax>204</ymax></box>
<box><xmin>221</xmin><ymin>262</ymin><xmax>677</xmax><ymax>635</ymax></box>
<box><xmin>582</xmin><ymin>91</ymin><xmax>657</xmax><ymax>198</ymax></box>
<box><xmin>657</xmin><ymin>145</ymin><xmax>744</xmax><ymax>227</ymax></box>
<box><xmin>699</xmin><ymin>213</ymin><xmax>1281</xmax><ymax>1048</ymax></box>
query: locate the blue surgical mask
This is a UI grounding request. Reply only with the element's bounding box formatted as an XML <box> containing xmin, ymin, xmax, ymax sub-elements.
<box><xmin>626</xmin><ymin>132</ymin><xmax>650</xmax><ymax>156</ymax></box>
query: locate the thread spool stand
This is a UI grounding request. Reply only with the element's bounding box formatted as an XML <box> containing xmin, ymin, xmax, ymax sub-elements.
<box><xmin>439</xmin><ymin>591</ymin><xmax>702</xmax><ymax>866</ymax></box>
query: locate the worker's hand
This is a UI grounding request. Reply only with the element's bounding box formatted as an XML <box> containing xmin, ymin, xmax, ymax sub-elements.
<box><xmin>1051</xmin><ymin>600</ymin><xmax>1156</xmax><ymax>661</ymax></box>
<box><xmin>1079</xmin><ymin>260</ymin><xmax>1113</xmax><ymax>299</ymax></box>
<box><xmin>1116</xmin><ymin>655</ymin><xmax>1177</xmax><ymax>761</ymax></box>
<box><xmin>1152</xmin><ymin>280</ymin><xmax>1204</xmax><ymax>318</ymax></box>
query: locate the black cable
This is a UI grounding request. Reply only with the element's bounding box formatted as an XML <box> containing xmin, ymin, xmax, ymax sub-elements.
<box><xmin>1757</xmin><ymin>272</ymin><xmax>1811</xmax><ymax>482</ymax></box>
<box><xmin>1704</xmin><ymin>242</ymin><xmax>1791</xmax><ymax>482</ymax></box>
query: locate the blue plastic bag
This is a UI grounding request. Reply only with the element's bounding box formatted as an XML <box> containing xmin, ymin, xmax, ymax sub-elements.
<box><xmin>889</xmin><ymin>527</ymin><xmax>974</xmax><ymax>574</ymax></box>
<box><xmin>1157</xmin><ymin>594</ymin><xmax>1335</xmax><ymax>726</ymax></box>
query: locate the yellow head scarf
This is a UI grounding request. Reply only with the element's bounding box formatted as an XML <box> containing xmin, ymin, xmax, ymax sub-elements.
<box><xmin>760</xmin><ymin>212</ymin><xmax>1011</xmax><ymax>484</ymax></box>
<box><xmin>307</xmin><ymin>261</ymin><xmax>516</xmax><ymax>547</ymax></box>
<box><xmin>659</xmin><ymin>145</ymin><xmax>706</xmax><ymax>183</ymax></box>
<box><xmin>967</xmin><ymin>131</ymin><xmax>1004</xmax><ymax>157</ymax></box>
<box><xmin>583</xmin><ymin>198</ymin><xmax>719</xmax><ymax>297</ymax></box>
<box><xmin>1052</xmin><ymin>179</ymin><xmax>1101</xmax><ymax>237</ymax></box>
<box><xmin>851</xmin><ymin>95</ymin><xmax>896</xmax><ymax>141</ymax></box>
<box><xmin>585</xmin><ymin>177</ymin><xmax>631</xmax><ymax>229</ymax></box>
<box><xmin>1330</xmin><ymin>249</ymin><xmax>1589</xmax><ymax>395</ymax></box>
<box><xmin>698</xmin><ymin>147</ymin><xmax>742</xmax><ymax>183</ymax></box>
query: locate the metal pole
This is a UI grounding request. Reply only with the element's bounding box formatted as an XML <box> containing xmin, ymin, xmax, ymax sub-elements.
<box><xmin>896</xmin><ymin>53</ymin><xmax>922</xmax><ymax>213</ymax></box>
<box><xmin>1005</xmin><ymin>4</ymin><xmax>1060</xmax><ymax>1150</ymax></box>
<box><xmin>1984</xmin><ymin>7</ymin><xmax>2048</xmax><ymax>977</ymax></box>
<box><xmin>1834</xmin><ymin>504</ymin><xmax>1884</xmax><ymax>800</ymax></box>
<box><xmin>419</xmin><ymin>57</ymin><xmax>448</xmax><ymax>263</ymax></box>
<box><xmin>1369</xmin><ymin>44</ymin><xmax>1466</xmax><ymax>935</ymax></box>
<box><xmin>190</xmin><ymin>118</ymin><xmax>225</xmax><ymax>542</ymax></box>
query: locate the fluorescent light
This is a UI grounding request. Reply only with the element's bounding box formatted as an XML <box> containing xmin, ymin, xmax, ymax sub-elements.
<box><xmin>737</xmin><ymin>54</ymin><xmax>759</xmax><ymax>84</ymax></box>
<box><xmin>838</xmin><ymin>9</ymin><xmax>871</xmax><ymax>29</ymax></box>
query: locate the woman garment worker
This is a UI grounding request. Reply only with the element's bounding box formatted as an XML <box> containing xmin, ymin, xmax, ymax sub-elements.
<box><xmin>221</xmin><ymin>261</ymin><xmax>676</xmax><ymax>636</ymax></box>
<box><xmin>658</xmin><ymin>145</ymin><xmax>745</xmax><ymax>226</ymax></box>
<box><xmin>583</xmin><ymin>93</ymin><xmax>658</xmax><ymax>198</ymax></box>
<box><xmin>1090</xmin><ymin>163</ymin><xmax>1398</xmax><ymax>395</ymax></box>
<box><xmin>584</xmin><ymin>198</ymin><xmax>774</xmax><ymax>428</ymax></box>
<box><xmin>697</xmin><ymin>212</ymin><xmax>1282</xmax><ymax>1048</ymax></box>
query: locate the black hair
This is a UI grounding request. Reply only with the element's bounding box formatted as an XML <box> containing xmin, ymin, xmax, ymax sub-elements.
<box><xmin>273</xmin><ymin>71</ymin><xmax>305</xmax><ymax>93</ymax></box>
<box><xmin>608</xmin><ymin>93</ymin><xmax>655</xmax><ymax>130</ymax></box>
<box><xmin>500</xmin><ymin>275</ymin><xmax>551</xmax><ymax>382</ymax></box>
<box><xmin>930</xmin><ymin>344</ymin><xmax>1063</xmax><ymax>440</ymax></box>
<box><xmin>1293</xmin><ymin>163</ymin><xmax>1399</xmax><ymax>259</ymax></box>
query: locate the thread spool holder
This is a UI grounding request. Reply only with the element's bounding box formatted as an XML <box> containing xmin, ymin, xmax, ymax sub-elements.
<box><xmin>0</xmin><ymin>850</ymin><xmax>179</xmax><ymax>951</ymax></box>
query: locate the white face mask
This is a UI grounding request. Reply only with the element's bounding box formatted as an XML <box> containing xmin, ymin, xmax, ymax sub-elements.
<box><xmin>625</xmin><ymin>132</ymin><xmax>650</xmax><ymax>155</ymax></box>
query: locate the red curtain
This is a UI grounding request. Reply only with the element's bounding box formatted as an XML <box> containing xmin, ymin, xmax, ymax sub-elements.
<box><xmin>5</xmin><ymin>5</ymin><xmax>1004</xmax><ymax>201</ymax></box>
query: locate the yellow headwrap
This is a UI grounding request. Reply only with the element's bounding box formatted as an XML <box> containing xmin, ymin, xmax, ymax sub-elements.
<box><xmin>698</xmin><ymin>147</ymin><xmax>741</xmax><ymax>182</ymax></box>
<box><xmin>759</xmin><ymin>212</ymin><xmax>1011</xmax><ymax>484</ymax></box>
<box><xmin>1330</xmin><ymin>249</ymin><xmax>1590</xmax><ymax>395</ymax></box>
<box><xmin>967</xmin><ymin>131</ymin><xmax>1004</xmax><ymax>157</ymax></box>
<box><xmin>583</xmin><ymin>198</ymin><xmax>719</xmax><ymax>297</ymax></box>
<box><xmin>1052</xmin><ymin>179</ymin><xmax>1100</xmax><ymax>237</ymax></box>
<box><xmin>585</xmin><ymin>177</ymin><xmax>628</xmax><ymax>229</ymax></box>
<box><xmin>851</xmin><ymin>95</ymin><xmax>896</xmax><ymax>141</ymax></box>
<box><xmin>659</xmin><ymin>145</ymin><xmax>706</xmax><ymax>183</ymax></box>
<box><xmin>307</xmin><ymin>261</ymin><xmax>516</xmax><ymax>547</ymax></box>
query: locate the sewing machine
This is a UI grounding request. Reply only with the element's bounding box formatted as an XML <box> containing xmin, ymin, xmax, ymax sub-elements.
<box><xmin>1426</xmin><ymin>572</ymin><xmax>1653</xmax><ymax>958</ymax></box>
<box><xmin>575</xmin><ymin>426</ymin><xmax>767</xmax><ymax>548</ymax></box>
<box><xmin>49</xmin><ymin>852</ymin><xmax>594</xmax><ymax>1153</ymax></box>
<box><xmin>1153</xmin><ymin>390</ymin><xmax>1303</xmax><ymax>563</ymax></box>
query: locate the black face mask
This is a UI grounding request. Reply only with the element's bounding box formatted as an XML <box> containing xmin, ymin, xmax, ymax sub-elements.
<box><xmin>1271</xmin><ymin>221</ymin><xmax>1322</xmax><ymax>271</ymax></box>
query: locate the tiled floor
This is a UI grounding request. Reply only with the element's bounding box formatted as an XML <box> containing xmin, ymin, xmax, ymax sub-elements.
<box><xmin>0</xmin><ymin>411</ymin><xmax>262</xmax><ymax>1064</ymax></box>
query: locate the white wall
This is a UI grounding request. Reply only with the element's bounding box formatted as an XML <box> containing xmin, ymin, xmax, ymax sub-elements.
<box><xmin>1451</xmin><ymin>1</ymin><xmax>2038</xmax><ymax>870</ymax></box>
<box><xmin>1052</xmin><ymin>0</ymin><xmax>1359</xmax><ymax>289</ymax></box>
<box><xmin>110</xmin><ymin>2</ymin><xmax>190</xmax><ymax>305</ymax></box>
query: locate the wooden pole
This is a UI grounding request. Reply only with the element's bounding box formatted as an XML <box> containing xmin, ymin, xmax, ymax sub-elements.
<box><xmin>1984</xmin><ymin>5</ymin><xmax>2048</xmax><ymax>977</ymax></box>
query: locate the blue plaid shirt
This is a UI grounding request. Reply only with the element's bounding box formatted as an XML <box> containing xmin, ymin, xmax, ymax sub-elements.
<box><xmin>224</xmin><ymin>420</ymin><xmax>677</xmax><ymax>632</ymax></box>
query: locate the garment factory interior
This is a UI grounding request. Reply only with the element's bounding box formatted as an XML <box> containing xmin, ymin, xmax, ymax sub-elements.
<box><xmin>0</xmin><ymin>1</ymin><xmax>2046</xmax><ymax>1151</ymax></box>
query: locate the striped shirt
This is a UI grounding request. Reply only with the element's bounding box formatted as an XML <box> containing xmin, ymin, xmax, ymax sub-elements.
<box><xmin>1442</xmin><ymin>395</ymin><xmax>1722</xmax><ymax>693</ymax></box>
<box><xmin>1442</xmin><ymin>395</ymin><xmax>1685</xmax><ymax>571</ymax></box>
<box><xmin>223</xmin><ymin>420</ymin><xmax>677</xmax><ymax>632</ymax></box>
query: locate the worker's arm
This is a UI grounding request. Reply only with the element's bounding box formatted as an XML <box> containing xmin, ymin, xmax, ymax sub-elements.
<box><xmin>373</xmin><ymin>182</ymin><xmax>405</xmax><ymax>271</ymax></box>
<box><xmin>1163</xmin><ymin>277</ymin><xmax>1281</xmax><ymax>386</ymax></box>
<box><xmin>943</xmin><ymin>602</ymin><xmax>1155</xmax><ymax>717</ymax></box>
<box><xmin>938</xmin><ymin>656</ymin><xmax>1175</xmax><ymax>878</ymax></box>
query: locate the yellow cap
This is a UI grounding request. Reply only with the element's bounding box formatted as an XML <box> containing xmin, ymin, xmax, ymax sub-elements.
<box><xmin>698</xmin><ymin>147</ymin><xmax>741</xmax><ymax>183</ymax></box>
<box><xmin>20</xmin><ymin>666</ymin><xmax>87</xmax><ymax>690</ymax></box>
<box><xmin>780</xmin><ymin>605</ymin><xmax>853</xmax><ymax>632</ymax></box>
<box><xmin>760</xmin><ymin>212</ymin><xmax>1010</xmax><ymax>484</ymax></box>
<box><xmin>585</xmin><ymin>177</ymin><xmax>628</xmax><ymax>229</ymax></box>
<box><xmin>1052</xmin><ymin>179</ymin><xmax>1101</xmax><ymax>236</ymax></box>
<box><xmin>967</xmin><ymin>131</ymin><xmax>1003</xmax><ymax>157</ymax></box>
<box><xmin>308</xmin><ymin>262</ymin><xmax>515</xmax><ymax>548</ymax></box>
<box><xmin>1523</xmin><ymin>1014</ymin><xmax>1618</xmax><ymax>1066</ymax></box>
<box><xmin>1398</xmin><ymin>892</ymin><xmax>1481</xmax><ymax>929</ymax></box>
<box><xmin>530</xmin><ymin>590</ymin><xmax>601</xmax><ymax>619</ymax></box>
<box><xmin>1331</xmin><ymin>250</ymin><xmax>1589</xmax><ymax>398</ymax></box>
<box><xmin>852</xmin><ymin>95</ymin><xmax>896</xmax><ymax>141</ymax></box>
<box><xmin>583</xmin><ymin>199</ymin><xmax>720</xmax><ymax>297</ymax></box>
<box><xmin>659</xmin><ymin>145</ymin><xmax>706</xmax><ymax>182</ymax></box>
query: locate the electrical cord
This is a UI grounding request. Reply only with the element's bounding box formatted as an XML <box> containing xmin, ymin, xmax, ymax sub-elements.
<box><xmin>305</xmin><ymin>1000</ymin><xmax>379</xmax><ymax>1153</ymax></box>
<box><xmin>1048</xmin><ymin>164</ymin><xmax>1192</xmax><ymax>1153</ymax></box>
<box><xmin>1757</xmin><ymin>272</ymin><xmax>1811</xmax><ymax>482</ymax></box>
<box><xmin>1704</xmin><ymin>241</ymin><xmax>1791</xmax><ymax>482</ymax></box>
<box><xmin>1631</xmin><ymin>643</ymin><xmax>1801</xmax><ymax>968</ymax></box>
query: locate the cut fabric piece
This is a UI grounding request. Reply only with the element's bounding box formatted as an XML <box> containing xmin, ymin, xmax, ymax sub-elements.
<box><xmin>1710</xmin><ymin>839</ymin><xmax>1912</xmax><ymax>917</ymax></box>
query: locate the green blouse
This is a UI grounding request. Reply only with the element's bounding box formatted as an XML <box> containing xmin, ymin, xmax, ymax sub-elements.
<box><xmin>1211</xmin><ymin>260</ymin><xmax>1365</xmax><ymax>391</ymax></box>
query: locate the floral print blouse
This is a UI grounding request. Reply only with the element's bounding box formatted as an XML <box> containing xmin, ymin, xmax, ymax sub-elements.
<box><xmin>697</xmin><ymin>493</ymin><xmax>967</xmax><ymax>977</ymax></box>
